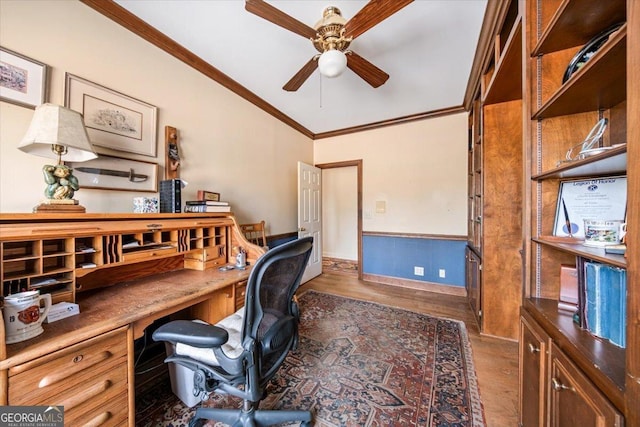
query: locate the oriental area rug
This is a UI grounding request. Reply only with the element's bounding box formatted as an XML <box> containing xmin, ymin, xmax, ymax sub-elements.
<box><xmin>136</xmin><ymin>290</ymin><xmax>485</xmax><ymax>427</ymax></box>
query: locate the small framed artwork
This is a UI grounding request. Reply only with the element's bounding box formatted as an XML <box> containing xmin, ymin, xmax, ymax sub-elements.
<box><xmin>553</xmin><ymin>176</ymin><xmax>627</xmax><ymax>238</ymax></box>
<box><xmin>68</xmin><ymin>154</ymin><xmax>158</xmax><ymax>192</ymax></box>
<box><xmin>64</xmin><ymin>73</ymin><xmax>158</xmax><ymax>157</ymax></box>
<box><xmin>197</xmin><ymin>190</ymin><xmax>221</xmax><ymax>201</ymax></box>
<box><xmin>0</xmin><ymin>47</ymin><xmax>48</xmax><ymax>109</ymax></box>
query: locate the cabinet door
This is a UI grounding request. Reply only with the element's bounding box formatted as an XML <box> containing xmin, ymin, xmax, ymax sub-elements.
<box><xmin>519</xmin><ymin>315</ymin><xmax>548</xmax><ymax>427</ymax></box>
<box><xmin>548</xmin><ymin>343</ymin><xmax>623</xmax><ymax>427</ymax></box>
<box><xmin>190</xmin><ymin>284</ymin><xmax>236</xmax><ymax>324</ymax></box>
<box><xmin>465</xmin><ymin>247</ymin><xmax>482</xmax><ymax>327</ymax></box>
<box><xmin>235</xmin><ymin>280</ymin><xmax>247</xmax><ymax>310</ymax></box>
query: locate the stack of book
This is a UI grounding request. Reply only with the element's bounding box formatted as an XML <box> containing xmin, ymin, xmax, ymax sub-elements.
<box><xmin>159</xmin><ymin>179</ymin><xmax>182</xmax><ymax>213</ymax></box>
<box><xmin>184</xmin><ymin>200</ymin><xmax>231</xmax><ymax>213</ymax></box>
<box><xmin>576</xmin><ymin>259</ymin><xmax>627</xmax><ymax>348</ymax></box>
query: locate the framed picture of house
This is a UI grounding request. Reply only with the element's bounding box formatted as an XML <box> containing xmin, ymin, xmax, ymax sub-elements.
<box><xmin>0</xmin><ymin>47</ymin><xmax>48</xmax><ymax>109</ymax></box>
<box><xmin>64</xmin><ymin>73</ymin><xmax>157</xmax><ymax>157</ymax></box>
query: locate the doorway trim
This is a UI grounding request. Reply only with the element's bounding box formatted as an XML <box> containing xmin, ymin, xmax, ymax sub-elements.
<box><xmin>315</xmin><ymin>159</ymin><xmax>363</xmax><ymax>280</ymax></box>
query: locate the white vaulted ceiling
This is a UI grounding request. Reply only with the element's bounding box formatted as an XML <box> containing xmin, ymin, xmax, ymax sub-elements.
<box><xmin>109</xmin><ymin>0</ymin><xmax>487</xmax><ymax>137</ymax></box>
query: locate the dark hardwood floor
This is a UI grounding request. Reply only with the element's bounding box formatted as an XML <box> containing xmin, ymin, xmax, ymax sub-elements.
<box><xmin>301</xmin><ymin>272</ymin><xmax>520</xmax><ymax>427</ymax></box>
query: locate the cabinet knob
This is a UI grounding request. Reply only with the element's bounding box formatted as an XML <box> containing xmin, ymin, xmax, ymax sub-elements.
<box><xmin>551</xmin><ymin>377</ymin><xmax>574</xmax><ymax>392</ymax></box>
<box><xmin>527</xmin><ymin>343</ymin><xmax>540</xmax><ymax>354</ymax></box>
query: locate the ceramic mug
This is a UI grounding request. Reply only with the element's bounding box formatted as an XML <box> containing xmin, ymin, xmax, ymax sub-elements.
<box><xmin>2</xmin><ymin>290</ymin><xmax>52</xmax><ymax>344</ymax></box>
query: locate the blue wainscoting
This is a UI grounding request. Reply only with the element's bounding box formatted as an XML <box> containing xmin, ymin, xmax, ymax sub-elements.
<box><xmin>363</xmin><ymin>234</ymin><xmax>467</xmax><ymax>288</ymax></box>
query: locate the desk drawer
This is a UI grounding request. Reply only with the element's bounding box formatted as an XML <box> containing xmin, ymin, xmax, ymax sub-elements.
<box><xmin>235</xmin><ymin>280</ymin><xmax>247</xmax><ymax>310</ymax></box>
<box><xmin>8</xmin><ymin>327</ymin><xmax>128</xmax><ymax>406</ymax></box>
<box><xmin>204</xmin><ymin>247</ymin><xmax>226</xmax><ymax>267</ymax></box>
<box><xmin>64</xmin><ymin>379</ymin><xmax>129</xmax><ymax>426</ymax></box>
<box><xmin>122</xmin><ymin>246</ymin><xmax>177</xmax><ymax>262</ymax></box>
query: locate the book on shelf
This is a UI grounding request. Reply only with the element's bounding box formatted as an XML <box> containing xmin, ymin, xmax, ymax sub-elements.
<box><xmin>580</xmin><ymin>260</ymin><xmax>626</xmax><ymax>348</ymax></box>
<box><xmin>184</xmin><ymin>204</ymin><xmax>231</xmax><ymax>213</ymax></box>
<box><xmin>185</xmin><ymin>200</ymin><xmax>229</xmax><ymax>206</ymax></box>
<box><xmin>604</xmin><ymin>244</ymin><xmax>626</xmax><ymax>255</ymax></box>
<box><xmin>159</xmin><ymin>179</ymin><xmax>182</xmax><ymax>213</ymax></box>
<box><xmin>558</xmin><ymin>264</ymin><xmax>578</xmax><ymax>312</ymax></box>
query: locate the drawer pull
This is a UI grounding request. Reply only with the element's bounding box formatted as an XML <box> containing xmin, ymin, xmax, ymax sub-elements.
<box><xmin>551</xmin><ymin>377</ymin><xmax>574</xmax><ymax>392</ymax></box>
<box><xmin>84</xmin><ymin>411</ymin><xmax>113</xmax><ymax>426</ymax></box>
<box><xmin>38</xmin><ymin>351</ymin><xmax>113</xmax><ymax>387</ymax></box>
<box><xmin>62</xmin><ymin>379</ymin><xmax>113</xmax><ymax>411</ymax></box>
<box><xmin>527</xmin><ymin>343</ymin><xmax>540</xmax><ymax>354</ymax></box>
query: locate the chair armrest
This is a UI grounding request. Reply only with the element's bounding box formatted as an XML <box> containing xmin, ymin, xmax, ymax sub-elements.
<box><xmin>152</xmin><ymin>319</ymin><xmax>229</xmax><ymax>348</ymax></box>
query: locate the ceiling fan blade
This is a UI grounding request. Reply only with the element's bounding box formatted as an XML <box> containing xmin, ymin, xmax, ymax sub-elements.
<box><xmin>346</xmin><ymin>51</ymin><xmax>389</xmax><ymax>88</ymax></box>
<box><xmin>245</xmin><ymin>0</ymin><xmax>317</xmax><ymax>39</ymax></box>
<box><xmin>283</xmin><ymin>57</ymin><xmax>319</xmax><ymax>91</ymax></box>
<box><xmin>344</xmin><ymin>0</ymin><xmax>414</xmax><ymax>39</ymax></box>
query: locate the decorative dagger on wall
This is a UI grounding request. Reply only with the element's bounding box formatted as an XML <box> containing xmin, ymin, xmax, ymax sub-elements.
<box><xmin>75</xmin><ymin>167</ymin><xmax>148</xmax><ymax>182</ymax></box>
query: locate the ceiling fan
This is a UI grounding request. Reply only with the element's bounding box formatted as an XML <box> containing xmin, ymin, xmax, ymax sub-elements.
<box><xmin>245</xmin><ymin>0</ymin><xmax>414</xmax><ymax>91</ymax></box>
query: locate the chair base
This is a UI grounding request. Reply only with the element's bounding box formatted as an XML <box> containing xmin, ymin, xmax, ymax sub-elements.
<box><xmin>191</xmin><ymin>406</ymin><xmax>312</xmax><ymax>427</ymax></box>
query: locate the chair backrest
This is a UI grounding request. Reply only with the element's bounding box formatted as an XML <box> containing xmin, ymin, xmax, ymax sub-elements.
<box><xmin>240</xmin><ymin>220</ymin><xmax>267</xmax><ymax>248</ymax></box>
<box><xmin>242</xmin><ymin>236</ymin><xmax>313</xmax><ymax>382</ymax></box>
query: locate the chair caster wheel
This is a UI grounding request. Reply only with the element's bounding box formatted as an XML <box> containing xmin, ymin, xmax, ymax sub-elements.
<box><xmin>188</xmin><ymin>418</ymin><xmax>205</xmax><ymax>427</ymax></box>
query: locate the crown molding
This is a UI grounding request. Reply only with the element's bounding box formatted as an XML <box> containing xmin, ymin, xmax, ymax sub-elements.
<box><xmin>82</xmin><ymin>0</ymin><xmax>467</xmax><ymax>140</ymax></box>
<box><xmin>313</xmin><ymin>105</ymin><xmax>465</xmax><ymax>139</ymax></box>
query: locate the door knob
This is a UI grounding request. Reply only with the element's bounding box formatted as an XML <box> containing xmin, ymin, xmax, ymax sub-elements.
<box><xmin>551</xmin><ymin>377</ymin><xmax>574</xmax><ymax>392</ymax></box>
<box><xmin>299</xmin><ymin>227</ymin><xmax>306</xmax><ymax>231</ymax></box>
<box><xmin>527</xmin><ymin>343</ymin><xmax>540</xmax><ymax>354</ymax></box>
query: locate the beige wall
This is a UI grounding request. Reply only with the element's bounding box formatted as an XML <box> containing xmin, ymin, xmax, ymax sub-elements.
<box><xmin>1</xmin><ymin>1</ymin><xmax>468</xmax><ymax>239</ymax></box>
<box><xmin>315</xmin><ymin>113</ymin><xmax>469</xmax><ymax>236</ymax></box>
<box><xmin>0</xmin><ymin>0</ymin><xmax>311</xmax><ymax>235</ymax></box>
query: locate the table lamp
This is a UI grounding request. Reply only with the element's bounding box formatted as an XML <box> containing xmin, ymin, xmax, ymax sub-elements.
<box><xmin>18</xmin><ymin>103</ymin><xmax>98</xmax><ymax>213</ymax></box>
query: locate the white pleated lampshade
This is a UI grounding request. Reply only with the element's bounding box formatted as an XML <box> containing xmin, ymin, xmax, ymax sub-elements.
<box><xmin>18</xmin><ymin>103</ymin><xmax>97</xmax><ymax>162</ymax></box>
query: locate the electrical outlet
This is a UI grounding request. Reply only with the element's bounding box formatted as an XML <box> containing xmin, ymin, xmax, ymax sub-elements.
<box><xmin>439</xmin><ymin>269</ymin><xmax>446</xmax><ymax>278</ymax></box>
<box><xmin>414</xmin><ymin>266</ymin><xmax>424</xmax><ymax>276</ymax></box>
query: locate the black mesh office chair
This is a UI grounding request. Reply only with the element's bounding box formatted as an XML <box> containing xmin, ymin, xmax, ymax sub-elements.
<box><xmin>153</xmin><ymin>237</ymin><xmax>314</xmax><ymax>427</ymax></box>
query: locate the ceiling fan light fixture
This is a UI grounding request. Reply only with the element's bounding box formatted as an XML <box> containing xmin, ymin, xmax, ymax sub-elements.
<box><xmin>318</xmin><ymin>49</ymin><xmax>347</xmax><ymax>78</ymax></box>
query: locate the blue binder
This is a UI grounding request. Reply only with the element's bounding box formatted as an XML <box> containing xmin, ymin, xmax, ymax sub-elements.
<box><xmin>606</xmin><ymin>267</ymin><xmax>627</xmax><ymax>348</ymax></box>
<box><xmin>585</xmin><ymin>262</ymin><xmax>607</xmax><ymax>339</ymax></box>
<box><xmin>584</xmin><ymin>261</ymin><xmax>626</xmax><ymax>348</ymax></box>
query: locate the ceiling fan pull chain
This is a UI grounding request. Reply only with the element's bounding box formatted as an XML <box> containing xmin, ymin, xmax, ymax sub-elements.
<box><xmin>319</xmin><ymin>74</ymin><xmax>323</xmax><ymax>109</ymax></box>
<box><xmin>246</xmin><ymin>0</ymin><xmax>406</xmax><ymax>91</ymax></box>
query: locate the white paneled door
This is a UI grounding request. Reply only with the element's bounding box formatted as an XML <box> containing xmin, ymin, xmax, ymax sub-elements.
<box><xmin>298</xmin><ymin>161</ymin><xmax>322</xmax><ymax>283</ymax></box>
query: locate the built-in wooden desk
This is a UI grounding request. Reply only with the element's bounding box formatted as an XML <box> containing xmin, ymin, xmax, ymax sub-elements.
<box><xmin>0</xmin><ymin>213</ymin><xmax>262</xmax><ymax>426</ymax></box>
